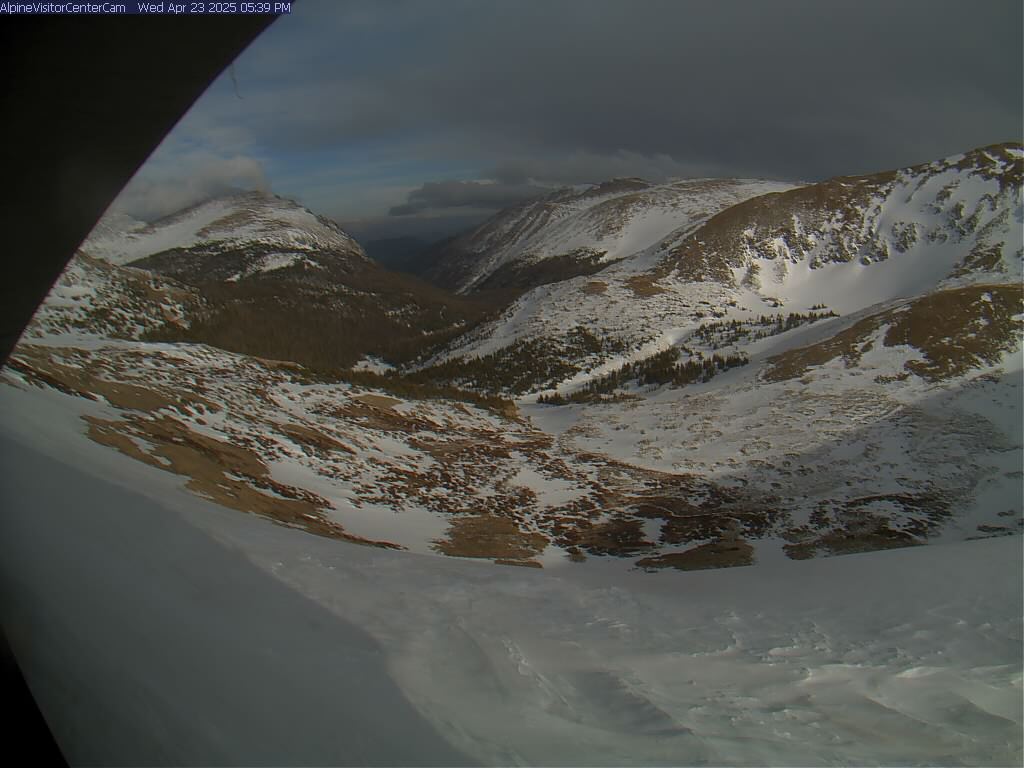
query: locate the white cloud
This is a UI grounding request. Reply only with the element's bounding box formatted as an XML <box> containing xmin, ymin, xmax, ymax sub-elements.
<box><xmin>111</xmin><ymin>151</ymin><xmax>269</xmax><ymax>221</ymax></box>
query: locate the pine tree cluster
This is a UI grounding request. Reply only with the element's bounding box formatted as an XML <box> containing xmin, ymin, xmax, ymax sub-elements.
<box><xmin>693</xmin><ymin>310</ymin><xmax>838</xmax><ymax>348</ymax></box>
<box><xmin>537</xmin><ymin>346</ymin><xmax>749</xmax><ymax>405</ymax></box>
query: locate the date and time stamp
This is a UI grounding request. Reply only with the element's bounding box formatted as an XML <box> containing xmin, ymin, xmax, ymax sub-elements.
<box><xmin>1</xmin><ymin>1</ymin><xmax>292</xmax><ymax>13</ymax></box>
<box><xmin>142</xmin><ymin>2</ymin><xmax>292</xmax><ymax>12</ymax></box>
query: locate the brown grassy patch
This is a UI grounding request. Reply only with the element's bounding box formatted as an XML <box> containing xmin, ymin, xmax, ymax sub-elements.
<box><xmin>414</xmin><ymin>436</ymin><xmax>510</xmax><ymax>462</ymax></box>
<box><xmin>9</xmin><ymin>346</ymin><xmax>221</xmax><ymax>415</ymax></box>
<box><xmin>626</xmin><ymin>275</ymin><xmax>667</xmax><ymax>297</ymax></box>
<box><xmin>662</xmin><ymin>145</ymin><xmax>1024</xmax><ymax>284</ymax></box>
<box><xmin>540</xmin><ymin>459</ymin><xmax>784</xmax><ymax>559</ymax></box>
<box><xmin>664</xmin><ymin>171</ymin><xmax>897</xmax><ymax>283</ymax></box>
<box><xmin>883</xmin><ymin>284</ymin><xmax>1023</xmax><ymax>381</ymax></box>
<box><xmin>82</xmin><ymin>413</ymin><xmax>401</xmax><ymax>548</ymax></box>
<box><xmin>951</xmin><ymin>142</ymin><xmax>1023</xmax><ymax>192</ymax></box>
<box><xmin>763</xmin><ymin>284</ymin><xmax>1024</xmax><ymax>383</ymax></box>
<box><xmin>493</xmin><ymin>400</ymin><xmax>520</xmax><ymax>420</ymax></box>
<box><xmin>762</xmin><ymin>315</ymin><xmax>883</xmax><ymax>382</ymax></box>
<box><xmin>277</xmin><ymin>422</ymin><xmax>355</xmax><ymax>455</ymax></box>
<box><xmin>11</xmin><ymin>350</ymin><xmax>170</xmax><ymax>411</ymax></box>
<box><xmin>564</xmin><ymin>517</ymin><xmax>655</xmax><ymax>556</ymax></box>
<box><xmin>4</xmin><ymin>357</ymin><xmax>99</xmax><ymax>400</ymax></box>
<box><xmin>582</xmin><ymin>280</ymin><xmax>608</xmax><ymax>295</ymax></box>
<box><xmin>433</xmin><ymin>514</ymin><xmax>547</xmax><ymax>566</ymax></box>
<box><xmin>784</xmin><ymin>526</ymin><xmax>920</xmax><ymax>560</ymax></box>
<box><xmin>196</xmin><ymin>208</ymin><xmax>261</xmax><ymax>237</ymax></box>
<box><xmin>84</xmin><ymin>416</ymin><xmax>161</xmax><ymax>467</ymax></box>
<box><xmin>353</xmin><ymin>393</ymin><xmax>401</xmax><ymax>410</ymax></box>
<box><xmin>664</xmin><ymin>144</ymin><xmax>1021</xmax><ymax>287</ymax></box>
<box><xmin>328</xmin><ymin>399</ymin><xmax>438</xmax><ymax>434</ymax></box>
<box><xmin>636</xmin><ymin>539</ymin><xmax>754</xmax><ymax>571</ymax></box>
<box><xmin>89</xmin><ymin>380</ymin><xmax>174</xmax><ymax>412</ymax></box>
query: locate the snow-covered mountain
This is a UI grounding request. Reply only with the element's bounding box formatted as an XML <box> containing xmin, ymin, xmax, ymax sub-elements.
<box><xmin>6</xmin><ymin>142</ymin><xmax>1021</xmax><ymax>575</ymax></box>
<box><xmin>665</xmin><ymin>142</ymin><xmax>1022</xmax><ymax>295</ymax></box>
<box><xmin>425</xmin><ymin>177</ymin><xmax>798</xmax><ymax>292</ymax></box>
<box><xmin>429</xmin><ymin>143</ymin><xmax>1021</xmax><ymax>382</ymax></box>
<box><xmin>392</xmin><ymin>144</ymin><xmax>1023</xmax><ymax>560</ymax></box>
<box><xmin>65</xmin><ymin>192</ymin><xmax>498</xmax><ymax>370</ymax></box>
<box><xmin>83</xmin><ymin>191</ymin><xmax>368</xmax><ymax>283</ymax></box>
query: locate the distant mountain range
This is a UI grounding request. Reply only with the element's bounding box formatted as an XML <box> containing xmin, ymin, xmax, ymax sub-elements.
<box><xmin>75</xmin><ymin>192</ymin><xmax>500</xmax><ymax>371</ymax></box>
<box><xmin>9</xmin><ymin>141</ymin><xmax>1021</xmax><ymax>570</ymax></box>
<box><xmin>421</xmin><ymin>177</ymin><xmax>799</xmax><ymax>292</ymax></box>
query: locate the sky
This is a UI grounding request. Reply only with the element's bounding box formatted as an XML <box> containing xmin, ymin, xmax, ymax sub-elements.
<box><xmin>113</xmin><ymin>0</ymin><xmax>1023</xmax><ymax>242</ymax></box>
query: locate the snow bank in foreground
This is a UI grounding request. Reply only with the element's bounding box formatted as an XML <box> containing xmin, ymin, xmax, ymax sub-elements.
<box><xmin>213</xmin><ymin>513</ymin><xmax>1023</xmax><ymax>767</ymax></box>
<box><xmin>0</xmin><ymin>388</ymin><xmax>1020</xmax><ymax>766</ymax></box>
<box><xmin>0</xmin><ymin>435</ymin><xmax>469</xmax><ymax>767</ymax></box>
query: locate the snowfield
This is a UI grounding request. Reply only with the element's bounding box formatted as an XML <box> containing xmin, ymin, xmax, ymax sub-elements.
<box><xmin>0</xmin><ymin>395</ymin><xmax>1019</xmax><ymax>766</ymax></box>
<box><xmin>2</xmin><ymin>143</ymin><xmax>1021</xmax><ymax>764</ymax></box>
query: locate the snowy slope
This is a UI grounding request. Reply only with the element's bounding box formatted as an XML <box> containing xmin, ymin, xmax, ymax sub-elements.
<box><xmin>426</xmin><ymin>177</ymin><xmax>799</xmax><ymax>292</ymax></box>
<box><xmin>0</xmin><ymin>140</ymin><xmax>1021</xmax><ymax>765</ymax></box>
<box><xmin>433</xmin><ymin>143</ymin><xmax>1021</xmax><ymax>381</ymax></box>
<box><xmin>83</xmin><ymin>191</ymin><xmax>368</xmax><ymax>277</ymax></box>
<box><xmin>19</xmin><ymin>253</ymin><xmax>205</xmax><ymax>343</ymax></box>
<box><xmin>5</xmin><ymin>142</ymin><xmax>1019</xmax><ymax>572</ymax></box>
<box><xmin>523</xmin><ymin>288</ymin><xmax>1023</xmax><ymax>556</ymax></box>
<box><xmin>0</xmin><ymin>433</ymin><xmax>470</xmax><ymax>767</ymax></box>
<box><xmin>0</xmin><ymin>399</ymin><xmax>1019</xmax><ymax>766</ymax></box>
<box><xmin>67</xmin><ymin>192</ymin><xmax>497</xmax><ymax>371</ymax></box>
<box><xmin>5</xmin><ymin>278</ymin><xmax>1021</xmax><ymax>573</ymax></box>
<box><xmin>668</xmin><ymin>142</ymin><xmax>1023</xmax><ymax>304</ymax></box>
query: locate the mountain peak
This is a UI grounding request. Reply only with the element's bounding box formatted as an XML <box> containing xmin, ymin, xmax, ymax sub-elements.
<box><xmin>82</xmin><ymin>191</ymin><xmax>365</xmax><ymax>271</ymax></box>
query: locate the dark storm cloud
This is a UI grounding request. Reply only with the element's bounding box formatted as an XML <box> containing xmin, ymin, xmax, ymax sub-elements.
<box><xmin>488</xmin><ymin>151</ymin><xmax>727</xmax><ymax>187</ymax></box>
<box><xmin>157</xmin><ymin>0</ymin><xmax>1021</xmax><ymax>235</ymax></box>
<box><xmin>388</xmin><ymin>180</ymin><xmax>546</xmax><ymax>216</ymax></box>
<box><xmin>242</xmin><ymin>0</ymin><xmax>1021</xmax><ymax>181</ymax></box>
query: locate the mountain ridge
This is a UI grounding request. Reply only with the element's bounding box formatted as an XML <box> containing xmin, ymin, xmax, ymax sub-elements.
<box><xmin>422</xmin><ymin>142</ymin><xmax>1021</xmax><ymax>394</ymax></box>
<box><xmin>7</xmin><ymin>141</ymin><xmax>1021</xmax><ymax>573</ymax></box>
<box><xmin>422</xmin><ymin>177</ymin><xmax>801</xmax><ymax>292</ymax></box>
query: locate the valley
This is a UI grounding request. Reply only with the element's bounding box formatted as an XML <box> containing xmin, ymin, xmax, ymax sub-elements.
<box><xmin>3</xmin><ymin>143</ymin><xmax>1021</xmax><ymax>574</ymax></box>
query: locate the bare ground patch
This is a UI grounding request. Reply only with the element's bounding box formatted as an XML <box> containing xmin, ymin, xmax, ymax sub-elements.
<box><xmin>9</xmin><ymin>345</ymin><xmax>221</xmax><ymax>415</ymax></box>
<box><xmin>353</xmin><ymin>393</ymin><xmax>401</xmax><ymax>410</ymax></box>
<box><xmin>763</xmin><ymin>284</ymin><xmax>1024</xmax><ymax>383</ymax></box>
<box><xmin>636</xmin><ymin>539</ymin><xmax>754</xmax><ymax>571</ymax></box>
<box><xmin>883</xmin><ymin>284</ymin><xmax>1023</xmax><ymax>381</ymax></box>
<box><xmin>626</xmin><ymin>275</ymin><xmax>667</xmax><ymax>297</ymax></box>
<box><xmin>433</xmin><ymin>514</ymin><xmax>547</xmax><ymax>567</ymax></box>
<box><xmin>784</xmin><ymin>525</ymin><xmax>920</xmax><ymax>560</ymax></box>
<box><xmin>82</xmin><ymin>413</ymin><xmax>401</xmax><ymax>548</ymax></box>
<box><xmin>277</xmin><ymin>422</ymin><xmax>356</xmax><ymax>456</ymax></box>
<box><xmin>762</xmin><ymin>315</ymin><xmax>883</xmax><ymax>382</ymax></box>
